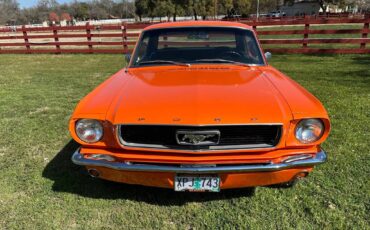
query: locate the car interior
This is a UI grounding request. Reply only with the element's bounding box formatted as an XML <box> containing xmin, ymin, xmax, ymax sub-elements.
<box><xmin>132</xmin><ymin>27</ymin><xmax>264</xmax><ymax>66</ymax></box>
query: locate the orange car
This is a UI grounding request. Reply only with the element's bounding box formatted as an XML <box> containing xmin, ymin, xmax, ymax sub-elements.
<box><xmin>70</xmin><ymin>21</ymin><xmax>330</xmax><ymax>192</ymax></box>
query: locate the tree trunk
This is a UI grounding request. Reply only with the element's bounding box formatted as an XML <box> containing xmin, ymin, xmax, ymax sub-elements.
<box><xmin>173</xmin><ymin>5</ymin><xmax>177</xmax><ymax>21</ymax></box>
<box><xmin>319</xmin><ymin>0</ymin><xmax>326</xmax><ymax>13</ymax></box>
<box><xmin>194</xmin><ymin>9</ymin><xmax>198</xmax><ymax>20</ymax></box>
<box><xmin>320</xmin><ymin>5</ymin><xmax>326</xmax><ymax>13</ymax></box>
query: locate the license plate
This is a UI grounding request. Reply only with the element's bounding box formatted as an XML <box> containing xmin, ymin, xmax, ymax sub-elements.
<box><xmin>174</xmin><ymin>175</ymin><xmax>220</xmax><ymax>192</ymax></box>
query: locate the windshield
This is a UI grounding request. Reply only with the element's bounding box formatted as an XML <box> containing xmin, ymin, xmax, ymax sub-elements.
<box><xmin>130</xmin><ymin>27</ymin><xmax>265</xmax><ymax>67</ymax></box>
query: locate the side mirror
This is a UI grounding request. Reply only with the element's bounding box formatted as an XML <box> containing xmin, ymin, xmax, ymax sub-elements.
<box><xmin>124</xmin><ymin>54</ymin><xmax>131</xmax><ymax>64</ymax></box>
<box><xmin>265</xmin><ymin>52</ymin><xmax>272</xmax><ymax>60</ymax></box>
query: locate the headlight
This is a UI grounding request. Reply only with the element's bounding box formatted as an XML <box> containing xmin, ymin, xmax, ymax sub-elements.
<box><xmin>75</xmin><ymin>119</ymin><xmax>103</xmax><ymax>143</ymax></box>
<box><xmin>295</xmin><ymin>119</ymin><xmax>324</xmax><ymax>144</ymax></box>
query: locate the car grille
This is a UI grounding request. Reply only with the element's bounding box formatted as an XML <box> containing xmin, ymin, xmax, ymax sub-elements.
<box><xmin>118</xmin><ymin>125</ymin><xmax>282</xmax><ymax>151</ymax></box>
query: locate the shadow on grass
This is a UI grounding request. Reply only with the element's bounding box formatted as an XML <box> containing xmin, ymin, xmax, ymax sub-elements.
<box><xmin>43</xmin><ymin>140</ymin><xmax>255</xmax><ymax>205</ymax></box>
<box><xmin>351</xmin><ymin>55</ymin><xmax>370</xmax><ymax>68</ymax></box>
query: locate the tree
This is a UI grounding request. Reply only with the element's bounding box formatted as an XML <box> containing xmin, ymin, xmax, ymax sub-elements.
<box><xmin>172</xmin><ymin>0</ymin><xmax>187</xmax><ymax>21</ymax></box>
<box><xmin>89</xmin><ymin>1</ymin><xmax>108</xmax><ymax>19</ymax></box>
<box><xmin>49</xmin><ymin>11</ymin><xmax>59</xmax><ymax>23</ymax></box>
<box><xmin>0</xmin><ymin>0</ymin><xmax>20</xmax><ymax>25</ymax></box>
<box><xmin>218</xmin><ymin>0</ymin><xmax>233</xmax><ymax>16</ymax></box>
<box><xmin>2</xmin><ymin>0</ymin><xmax>139</xmax><ymax>25</ymax></box>
<box><xmin>317</xmin><ymin>0</ymin><xmax>346</xmax><ymax>12</ymax></box>
<box><xmin>152</xmin><ymin>0</ymin><xmax>175</xmax><ymax>21</ymax></box>
<box><xmin>232</xmin><ymin>0</ymin><xmax>251</xmax><ymax>16</ymax></box>
<box><xmin>113</xmin><ymin>0</ymin><xmax>136</xmax><ymax>19</ymax></box>
<box><xmin>35</xmin><ymin>0</ymin><xmax>59</xmax><ymax>22</ymax></box>
<box><xmin>344</xmin><ymin>0</ymin><xmax>370</xmax><ymax>13</ymax></box>
<box><xmin>188</xmin><ymin>0</ymin><xmax>215</xmax><ymax>20</ymax></box>
<box><xmin>61</xmin><ymin>12</ymin><xmax>72</xmax><ymax>21</ymax></box>
<box><xmin>37</xmin><ymin>0</ymin><xmax>58</xmax><ymax>9</ymax></box>
<box><xmin>18</xmin><ymin>7</ymin><xmax>39</xmax><ymax>24</ymax></box>
<box><xmin>135</xmin><ymin>0</ymin><xmax>149</xmax><ymax>21</ymax></box>
<box><xmin>88</xmin><ymin>0</ymin><xmax>117</xmax><ymax>19</ymax></box>
<box><xmin>70</xmin><ymin>1</ymin><xmax>89</xmax><ymax>20</ymax></box>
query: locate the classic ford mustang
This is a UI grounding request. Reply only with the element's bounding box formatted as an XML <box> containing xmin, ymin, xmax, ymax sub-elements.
<box><xmin>70</xmin><ymin>21</ymin><xmax>330</xmax><ymax>192</ymax></box>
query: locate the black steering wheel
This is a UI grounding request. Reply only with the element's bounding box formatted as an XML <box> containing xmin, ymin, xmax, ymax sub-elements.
<box><xmin>220</xmin><ymin>50</ymin><xmax>243</xmax><ymax>58</ymax></box>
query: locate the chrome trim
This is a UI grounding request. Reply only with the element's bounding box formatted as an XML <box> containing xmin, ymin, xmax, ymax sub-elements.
<box><xmin>294</xmin><ymin>118</ymin><xmax>325</xmax><ymax>144</ymax></box>
<box><xmin>129</xmin><ymin>26</ymin><xmax>267</xmax><ymax>68</ymax></box>
<box><xmin>282</xmin><ymin>154</ymin><xmax>314</xmax><ymax>163</ymax></box>
<box><xmin>75</xmin><ymin>119</ymin><xmax>104</xmax><ymax>143</ymax></box>
<box><xmin>72</xmin><ymin>149</ymin><xmax>327</xmax><ymax>174</ymax></box>
<box><xmin>118</xmin><ymin>123</ymin><xmax>283</xmax><ymax>126</ymax></box>
<box><xmin>143</xmin><ymin>25</ymin><xmax>255</xmax><ymax>32</ymax></box>
<box><xmin>176</xmin><ymin>130</ymin><xmax>221</xmax><ymax>146</ymax></box>
<box><xmin>116</xmin><ymin>124</ymin><xmax>283</xmax><ymax>152</ymax></box>
<box><xmin>130</xmin><ymin>63</ymin><xmax>266</xmax><ymax>68</ymax></box>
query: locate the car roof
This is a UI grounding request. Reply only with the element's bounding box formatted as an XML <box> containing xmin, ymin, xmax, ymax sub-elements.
<box><xmin>143</xmin><ymin>20</ymin><xmax>253</xmax><ymax>31</ymax></box>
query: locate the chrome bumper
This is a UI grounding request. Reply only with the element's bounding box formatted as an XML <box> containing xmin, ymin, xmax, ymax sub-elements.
<box><xmin>71</xmin><ymin>149</ymin><xmax>327</xmax><ymax>174</ymax></box>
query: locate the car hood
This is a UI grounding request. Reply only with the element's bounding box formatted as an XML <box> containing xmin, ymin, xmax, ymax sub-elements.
<box><xmin>104</xmin><ymin>66</ymin><xmax>293</xmax><ymax>125</ymax></box>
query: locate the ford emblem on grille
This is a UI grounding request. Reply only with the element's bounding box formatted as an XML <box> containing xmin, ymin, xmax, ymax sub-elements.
<box><xmin>176</xmin><ymin>130</ymin><xmax>220</xmax><ymax>145</ymax></box>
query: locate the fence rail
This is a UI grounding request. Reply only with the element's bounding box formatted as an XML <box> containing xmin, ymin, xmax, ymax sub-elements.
<box><xmin>0</xmin><ymin>18</ymin><xmax>369</xmax><ymax>54</ymax></box>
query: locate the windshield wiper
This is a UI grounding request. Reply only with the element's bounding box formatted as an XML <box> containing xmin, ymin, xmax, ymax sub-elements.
<box><xmin>194</xmin><ymin>59</ymin><xmax>250</xmax><ymax>67</ymax></box>
<box><xmin>137</xmin><ymin>60</ymin><xmax>191</xmax><ymax>67</ymax></box>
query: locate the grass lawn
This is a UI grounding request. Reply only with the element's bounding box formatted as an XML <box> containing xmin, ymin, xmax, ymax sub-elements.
<box><xmin>0</xmin><ymin>54</ymin><xmax>369</xmax><ymax>229</ymax></box>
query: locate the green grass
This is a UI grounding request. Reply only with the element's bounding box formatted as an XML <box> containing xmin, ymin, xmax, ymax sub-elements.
<box><xmin>0</xmin><ymin>54</ymin><xmax>369</xmax><ymax>229</ymax></box>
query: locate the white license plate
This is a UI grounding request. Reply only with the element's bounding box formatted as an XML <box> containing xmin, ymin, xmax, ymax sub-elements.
<box><xmin>174</xmin><ymin>175</ymin><xmax>220</xmax><ymax>192</ymax></box>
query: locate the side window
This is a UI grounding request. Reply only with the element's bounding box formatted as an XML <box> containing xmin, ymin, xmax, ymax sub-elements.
<box><xmin>245</xmin><ymin>36</ymin><xmax>260</xmax><ymax>62</ymax></box>
<box><xmin>135</xmin><ymin>36</ymin><xmax>149</xmax><ymax>62</ymax></box>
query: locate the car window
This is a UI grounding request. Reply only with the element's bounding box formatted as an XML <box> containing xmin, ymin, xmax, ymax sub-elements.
<box><xmin>135</xmin><ymin>36</ymin><xmax>149</xmax><ymax>63</ymax></box>
<box><xmin>132</xmin><ymin>27</ymin><xmax>265</xmax><ymax>67</ymax></box>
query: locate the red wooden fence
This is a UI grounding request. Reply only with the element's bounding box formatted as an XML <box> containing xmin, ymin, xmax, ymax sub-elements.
<box><xmin>0</xmin><ymin>17</ymin><xmax>369</xmax><ymax>54</ymax></box>
<box><xmin>251</xmin><ymin>17</ymin><xmax>370</xmax><ymax>54</ymax></box>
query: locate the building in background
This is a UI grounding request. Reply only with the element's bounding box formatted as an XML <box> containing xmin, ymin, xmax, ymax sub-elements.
<box><xmin>278</xmin><ymin>0</ymin><xmax>367</xmax><ymax>16</ymax></box>
<box><xmin>279</xmin><ymin>0</ymin><xmax>321</xmax><ymax>16</ymax></box>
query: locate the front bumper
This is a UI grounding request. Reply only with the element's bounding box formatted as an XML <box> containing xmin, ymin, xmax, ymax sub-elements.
<box><xmin>72</xmin><ymin>148</ymin><xmax>327</xmax><ymax>174</ymax></box>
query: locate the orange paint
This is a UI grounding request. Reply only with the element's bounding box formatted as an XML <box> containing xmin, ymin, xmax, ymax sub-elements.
<box><xmin>69</xmin><ymin>21</ymin><xmax>330</xmax><ymax>189</ymax></box>
<box><xmin>86</xmin><ymin>166</ymin><xmax>313</xmax><ymax>189</ymax></box>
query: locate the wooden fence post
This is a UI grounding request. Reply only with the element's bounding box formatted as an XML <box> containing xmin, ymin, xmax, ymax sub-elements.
<box><xmin>163</xmin><ymin>35</ymin><xmax>168</xmax><ymax>48</ymax></box>
<box><xmin>53</xmin><ymin>25</ymin><xmax>61</xmax><ymax>54</ymax></box>
<box><xmin>253</xmin><ymin>25</ymin><xmax>257</xmax><ymax>31</ymax></box>
<box><xmin>86</xmin><ymin>22</ymin><xmax>93</xmax><ymax>53</ymax></box>
<box><xmin>360</xmin><ymin>18</ymin><xmax>369</xmax><ymax>49</ymax></box>
<box><xmin>303</xmin><ymin>22</ymin><xmax>310</xmax><ymax>48</ymax></box>
<box><xmin>22</xmin><ymin>25</ymin><xmax>31</xmax><ymax>54</ymax></box>
<box><xmin>121</xmin><ymin>22</ymin><xmax>128</xmax><ymax>54</ymax></box>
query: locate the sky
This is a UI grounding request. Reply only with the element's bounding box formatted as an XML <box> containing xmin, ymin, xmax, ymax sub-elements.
<box><xmin>18</xmin><ymin>0</ymin><xmax>75</xmax><ymax>8</ymax></box>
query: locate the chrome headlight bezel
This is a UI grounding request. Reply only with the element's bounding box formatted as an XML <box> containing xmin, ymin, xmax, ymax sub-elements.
<box><xmin>295</xmin><ymin>119</ymin><xmax>324</xmax><ymax>144</ymax></box>
<box><xmin>75</xmin><ymin>119</ymin><xmax>103</xmax><ymax>143</ymax></box>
